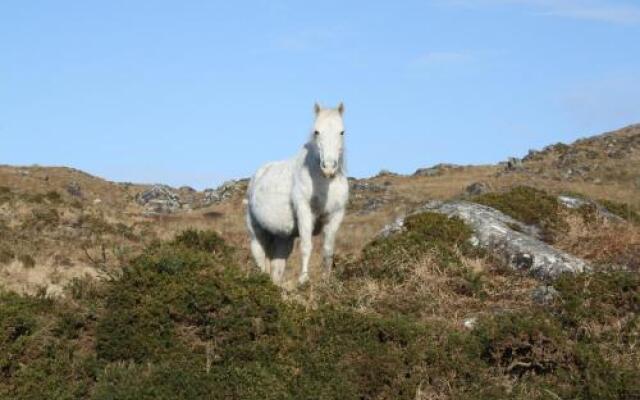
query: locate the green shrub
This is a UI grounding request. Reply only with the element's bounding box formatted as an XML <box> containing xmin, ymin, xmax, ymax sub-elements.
<box><xmin>343</xmin><ymin>212</ymin><xmax>474</xmax><ymax>282</ymax></box>
<box><xmin>171</xmin><ymin>228</ymin><xmax>233</xmax><ymax>261</ymax></box>
<box><xmin>554</xmin><ymin>270</ymin><xmax>640</xmax><ymax>328</ymax></box>
<box><xmin>1</xmin><ymin>229</ymin><xmax>638</xmax><ymax>399</ymax></box>
<box><xmin>0</xmin><ymin>292</ymin><xmax>97</xmax><ymax>399</ymax></box>
<box><xmin>474</xmin><ymin>312</ymin><xmax>570</xmax><ymax>376</ymax></box>
<box><xmin>475</xmin><ymin>186</ymin><xmax>568</xmax><ymax>242</ymax></box>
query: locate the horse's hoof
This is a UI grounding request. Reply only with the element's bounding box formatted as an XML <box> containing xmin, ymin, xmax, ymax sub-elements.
<box><xmin>298</xmin><ymin>273</ymin><xmax>309</xmax><ymax>285</ymax></box>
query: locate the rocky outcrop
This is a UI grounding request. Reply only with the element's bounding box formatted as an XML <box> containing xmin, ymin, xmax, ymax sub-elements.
<box><xmin>504</xmin><ymin>157</ymin><xmax>523</xmax><ymax>171</ymax></box>
<box><xmin>556</xmin><ymin>195</ymin><xmax>623</xmax><ymax>222</ymax></box>
<box><xmin>414</xmin><ymin>163</ymin><xmax>463</xmax><ymax>177</ymax></box>
<box><xmin>350</xmin><ymin>181</ymin><xmax>387</xmax><ymax>193</ymax></box>
<box><xmin>380</xmin><ymin>200</ymin><xmax>588</xmax><ymax>280</ymax></box>
<box><xmin>136</xmin><ymin>185</ymin><xmax>181</xmax><ymax>214</ymax></box>
<box><xmin>376</xmin><ymin>169</ymin><xmax>400</xmax><ymax>177</ymax></box>
<box><xmin>203</xmin><ymin>179</ymin><xmax>247</xmax><ymax>205</ymax></box>
<box><xmin>349</xmin><ymin>180</ymin><xmax>394</xmax><ymax>214</ymax></box>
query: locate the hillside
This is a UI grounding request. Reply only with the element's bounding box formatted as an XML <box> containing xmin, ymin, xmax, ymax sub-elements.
<box><xmin>1</xmin><ymin>125</ymin><xmax>639</xmax><ymax>399</ymax></box>
<box><xmin>2</xmin><ymin>124</ymin><xmax>639</xmax><ymax>293</ymax></box>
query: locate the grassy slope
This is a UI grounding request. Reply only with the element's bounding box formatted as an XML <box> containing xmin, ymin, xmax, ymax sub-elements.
<box><xmin>1</xmin><ymin>214</ymin><xmax>638</xmax><ymax>399</ymax></box>
<box><xmin>1</xmin><ymin>125</ymin><xmax>639</xmax><ymax>398</ymax></box>
<box><xmin>1</xmin><ymin>125</ymin><xmax>639</xmax><ymax>292</ymax></box>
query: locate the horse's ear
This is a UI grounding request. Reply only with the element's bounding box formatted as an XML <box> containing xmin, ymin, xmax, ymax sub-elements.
<box><xmin>314</xmin><ymin>102</ymin><xmax>321</xmax><ymax>115</ymax></box>
<box><xmin>337</xmin><ymin>102</ymin><xmax>344</xmax><ymax>116</ymax></box>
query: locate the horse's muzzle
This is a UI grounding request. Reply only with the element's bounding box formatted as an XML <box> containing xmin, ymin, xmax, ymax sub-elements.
<box><xmin>321</xmin><ymin>161</ymin><xmax>338</xmax><ymax>178</ymax></box>
<box><xmin>322</xmin><ymin>171</ymin><xmax>336</xmax><ymax>178</ymax></box>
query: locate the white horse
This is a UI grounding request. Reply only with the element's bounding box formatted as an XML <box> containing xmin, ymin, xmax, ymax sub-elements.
<box><xmin>246</xmin><ymin>103</ymin><xmax>349</xmax><ymax>285</ymax></box>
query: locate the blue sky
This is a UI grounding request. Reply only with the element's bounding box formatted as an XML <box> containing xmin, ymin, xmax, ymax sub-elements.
<box><xmin>2</xmin><ymin>0</ymin><xmax>639</xmax><ymax>188</ymax></box>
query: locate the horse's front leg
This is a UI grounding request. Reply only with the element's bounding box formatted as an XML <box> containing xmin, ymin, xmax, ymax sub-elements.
<box><xmin>295</xmin><ymin>203</ymin><xmax>314</xmax><ymax>285</ymax></box>
<box><xmin>322</xmin><ymin>209</ymin><xmax>345</xmax><ymax>274</ymax></box>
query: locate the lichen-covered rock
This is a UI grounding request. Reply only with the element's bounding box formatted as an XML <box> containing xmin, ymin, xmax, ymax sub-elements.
<box><xmin>349</xmin><ymin>180</ymin><xmax>392</xmax><ymax>214</ymax></box>
<box><xmin>350</xmin><ymin>181</ymin><xmax>387</xmax><ymax>193</ymax></box>
<box><xmin>378</xmin><ymin>217</ymin><xmax>405</xmax><ymax>238</ymax></box>
<box><xmin>413</xmin><ymin>163</ymin><xmax>462</xmax><ymax>177</ymax></box>
<box><xmin>557</xmin><ymin>195</ymin><xmax>623</xmax><ymax>222</ymax></box>
<box><xmin>376</xmin><ymin>169</ymin><xmax>399</xmax><ymax>177</ymax></box>
<box><xmin>136</xmin><ymin>185</ymin><xmax>181</xmax><ymax>214</ymax></box>
<box><xmin>505</xmin><ymin>157</ymin><xmax>523</xmax><ymax>171</ymax></box>
<box><xmin>381</xmin><ymin>200</ymin><xmax>588</xmax><ymax>279</ymax></box>
<box><xmin>203</xmin><ymin>179</ymin><xmax>246</xmax><ymax>205</ymax></box>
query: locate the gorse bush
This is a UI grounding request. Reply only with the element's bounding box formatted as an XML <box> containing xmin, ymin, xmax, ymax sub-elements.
<box><xmin>343</xmin><ymin>212</ymin><xmax>475</xmax><ymax>282</ymax></box>
<box><xmin>1</xmin><ymin>228</ymin><xmax>639</xmax><ymax>399</ymax></box>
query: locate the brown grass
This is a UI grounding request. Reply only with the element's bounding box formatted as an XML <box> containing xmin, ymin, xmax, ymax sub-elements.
<box><xmin>556</xmin><ymin>214</ymin><xmax>640</xmax><ymax>270</ymax></box>
<box><xmin>1</xmin><ymin>126</ymin><xmax>639</xmax><ymax>294</ymax></box>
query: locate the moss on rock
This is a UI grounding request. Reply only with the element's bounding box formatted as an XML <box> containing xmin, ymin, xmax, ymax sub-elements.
<box><xmin>474</xmin><ymin>186</ymin><xmax>568</xmax><ymax>242</ymax></box>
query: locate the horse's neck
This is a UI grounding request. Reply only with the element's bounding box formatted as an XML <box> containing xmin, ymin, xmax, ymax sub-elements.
<box><xmin>300</xmin><ymin>142</ymin><xmax>319</xmax><ymax>174</ymax></box>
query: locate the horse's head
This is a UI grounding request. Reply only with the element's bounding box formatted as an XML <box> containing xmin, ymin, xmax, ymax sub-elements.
<box><xmin>312</xmin><ymin>102</ymin><xmax>345</xmax><ymax>178</ymax></box>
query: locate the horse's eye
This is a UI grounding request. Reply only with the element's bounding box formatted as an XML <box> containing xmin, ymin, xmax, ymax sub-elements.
<box><xmin>340</xmin><ymin>131</ymin><xmax>344</xmax><ymax>136</ymax></box>
<box><xmin>314</xmin><ymin>130</ymin><xmax>319</xmax><ymax>136</ymax></box>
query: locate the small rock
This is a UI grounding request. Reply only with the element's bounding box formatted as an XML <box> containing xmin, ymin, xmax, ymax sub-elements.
<box><xmin>557</xmin><ymin>195</ymin><xmax>623</xmax><ymax>222</ymax></box>
<box><xmin>350</xmin><ymin>181</ymin><xmax>386</xmax><ymax>193</ymax></box>
<box><xmin>557</xmin><ymin>195</ymin><xmax>589</xmax><ymax>209</ymax></box>
<box><xmin>414</xmin><ymin>163</ymin><xmax>462</xmax><ymax>177</ymax></box>
<box><xmin>505</xmin><ymin>157</ymin><xmax>523</xmax><ymax>171</ymax></box>
<box><xmin>468</xmin><ymin>235</ymin><xmax>480</xmax><ymax>247</ymax></box>
<box><xmin>378</xmin><ymin>217</ymin><xmax>405</xmax><ymax>238</ymax></box>
<box><xmin>531</xmin><ymin>285</ymin><xmax>559</xmax><ymax>305</ymax></box>
<box><xmin>561</xmin><ymin>169</ymin><xmax>573</xmax><ymax>180</ymax></box>
<box><xmin>463</xmin><ymin>317</ymin><xmax>478</xmax><ymax>330</ymax></box>
<box><xmin>512</xmin><ymin>252</ymin><xmax>534</xmax><ymax>270</ymax></box>
<box><xmin>523</xmin><ymin>149</ymin><xmax>541</xmax><ymax>161</ymax></box>
<box><xmin>413</xmin><ymin>167</ymin><xmax>440</xmax><ymax>177</ymax></box>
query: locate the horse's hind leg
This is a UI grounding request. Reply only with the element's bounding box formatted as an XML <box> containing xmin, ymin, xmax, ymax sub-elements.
<box><xmin>270</xmin><ymin>236</ymin><xmax>294</xmax><ymax>284</ymax></box>
<box><xmin>247</xmin><ymin>213</ymin><xmax>271</xmax><ymax>274</ymax></box>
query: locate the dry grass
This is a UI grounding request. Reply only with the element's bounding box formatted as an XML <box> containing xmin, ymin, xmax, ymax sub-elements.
<box><xmin>3</xmin><ymin>160</ymin><xmax>639</xmax><ymax>294</ymax></box>
<box><xmin>556</xmin><ymin>214</ymin><xmax>640</xmax><ymax>270</ymax></box>
<box><xmin>1</xmin><ymin>123</ymin><xmax>639</xmax><ymax>293</ymax></box>
<box><xmin>310</xmin><ymin>251</ymin><xmax>540</xmax><ymax>330</ymax></box>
